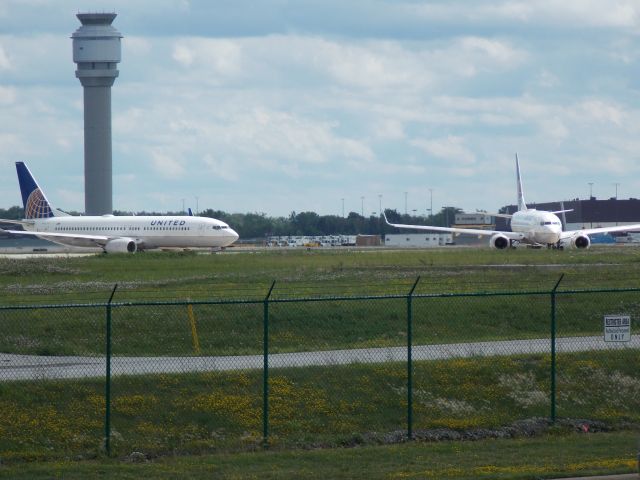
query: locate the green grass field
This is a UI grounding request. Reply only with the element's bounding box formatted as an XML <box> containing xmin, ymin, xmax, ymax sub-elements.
<box><xmin>2</xmin><ymin>247</ymin><xmax>640</xmax><ymax>356</ymax></box>
<box><xmin>1</xmin><ymin>351</ymin><xmax>639</xmax><ymax>463</ymax></box>
<box><xmin>2</xmin><ymin>246</ymin><xmax>640</xmax><ymax>304</ymax></box>
<box><xmin>0</xmin><ymin>430</ymin><xmax>637</xmax><ymax>479</ymax></box>
<box><xmin>1</xmin><ymin>247</ymin><xmax>639</xmax><ymax>477</ymax></box>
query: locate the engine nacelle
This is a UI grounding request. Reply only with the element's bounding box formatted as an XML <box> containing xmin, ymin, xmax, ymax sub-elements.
<box><xmin>104</xmin><ymin>238</ymin><xmax>137</xmax><ymax>253</ymax></box>
<box><xmin>568</xmin><ymin>234</ymin><xmax>591</xmax><ymax>249</ymax></box>
<box><xmin>490</xmin><ymin>233</ymin><xmax>510</xmax><ymax>250</ymax></box>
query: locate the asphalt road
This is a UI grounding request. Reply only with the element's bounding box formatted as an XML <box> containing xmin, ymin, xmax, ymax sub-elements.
<box><xmin>1</xmin><ymin>335</ymin><xmax>638</xmax><ymax>382</ymax></box>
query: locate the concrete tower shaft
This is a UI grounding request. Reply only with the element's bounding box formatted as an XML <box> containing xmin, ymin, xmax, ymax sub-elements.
<box><xmin>72</xmin><ymin>13</ymin><xmax>122</xmax><ymax>215</ymax></box>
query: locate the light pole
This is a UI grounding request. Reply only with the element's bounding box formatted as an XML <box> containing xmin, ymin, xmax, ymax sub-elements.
<box><xmin>378</xmin><ymin>194</ymin><xmax>382</xmax><ymax>216</ymax></box>
<box><xmin>341</xmin><ymin>198</ymin><xmax>345</xmax><ymax>218</ymax></box>
<box><xmin>588</xmin><ymin>182</ymin><xmax>593</xmax><ymax>199</ymax></box>
<box><xmin>195</xmin><ymin>196</ymin><xmax>199</xmax><ymax>215</ymax></box>
<box><xmin>181</xmin><ymin>198</ymin><xmax>185</xmax><ymax>214</ymax></box>
<box><xmin>614</xmin><ymin>182</ymin><xmax>620</xmax><ymax>199</ymax></box>
<box><xmin>361</xmin><ymin>196</ymin><xmax>364</xmax><ymax>217</ymax></box>
<box><xmin>429</xmin><ymin>188</ymin><xmax>433</xmax><ymax>218</ymax></box>
<box><xmin>404</xmin><ymin>191</ymin><xmax>408</xmax><ymax>215</ymax></box>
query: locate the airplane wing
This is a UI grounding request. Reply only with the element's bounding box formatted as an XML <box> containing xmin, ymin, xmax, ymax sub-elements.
<box><xmin>1</xmin><ymin>228</ymin><xmax>110</xmax><ymax>248</ymax></box>
<box><xmin>560</xmin><ymin>223</ymin><xmax>640</xmax><ymax>239</ymax></box>
<box><xmin>0</xmin><ymin>218</ymin><xmax>34</xmax><ymax>227</ymax></box>
<box><xmin>383</xmin><ymin>214</ymin><xmax>524</xmax><ymax>240</ymax></box>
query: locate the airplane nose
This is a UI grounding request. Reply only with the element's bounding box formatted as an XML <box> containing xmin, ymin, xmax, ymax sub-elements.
<box><xmin>228</xmin><ymin>229</ymin><xmax>239</xmax><ymax>245</ymax></box>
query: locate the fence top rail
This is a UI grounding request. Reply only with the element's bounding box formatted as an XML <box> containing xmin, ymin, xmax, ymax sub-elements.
<box><xmin>0</xmin><ymin>302</ymin><xmax>108</xmax><ymax>311</ymax></box>
<box><xmin>2</xmin><ymin>285</ymin><xmax>639</xmax><ymax>310</ymax></box>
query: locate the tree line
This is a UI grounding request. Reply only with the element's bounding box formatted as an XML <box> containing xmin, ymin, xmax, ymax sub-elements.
<box><xmin>0</xmin><ymin>206</ymin><xmax>463</xmax><ymax>239</ymax></box>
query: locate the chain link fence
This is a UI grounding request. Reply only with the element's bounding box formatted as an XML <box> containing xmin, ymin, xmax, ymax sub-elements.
<box><xmin>1</xmin><ymin>281</ymin><xmax>639</xmax><ymax>461</ymax></box>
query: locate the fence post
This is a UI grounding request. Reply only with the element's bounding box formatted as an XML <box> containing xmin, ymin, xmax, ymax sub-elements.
<box><xmin>407</xmin><ymin>276</ymin><xmax>420</xmax><ymax>440</ymax></box>
<box><xmin>105</xmin><ymin>283</ymin><xmax>118</xmax><ymax>456</ymax></box>
<box><xmin>550</xmin><ymin>274</ymin><xmax>564</xmax><ymax>424</ymax></box>
<box><xmin>263</xmin><ymin>280</ymin><xmax>276</xmax><ymax>447</ymax></box>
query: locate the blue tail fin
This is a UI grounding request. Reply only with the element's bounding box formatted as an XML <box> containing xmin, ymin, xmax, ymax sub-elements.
<box><xmin>16</xmin><ymin>162</ymin><xmax>55</xmax><ymax>219</ymax></box>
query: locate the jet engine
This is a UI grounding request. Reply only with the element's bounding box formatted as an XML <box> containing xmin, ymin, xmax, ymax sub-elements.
<box><xmin>490</xmin><ymin>233</ymin><xmax>510</xmax><ymax>249</ymax></box>
<box><xmin>104</xmin><ymin>238</ymin><xmax>137</xmax><ymax>253</ymax></box>
<box><xmin>564</xmin><ymin>234</ymin><xmax>590</xmax><ymax>249</ymax></box>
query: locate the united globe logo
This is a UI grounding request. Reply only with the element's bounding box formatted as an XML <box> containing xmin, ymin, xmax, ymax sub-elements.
<box><xmin>25</xmin><ymin>188</ymin><xmax>53</xmax><ymax>218</ymax></box>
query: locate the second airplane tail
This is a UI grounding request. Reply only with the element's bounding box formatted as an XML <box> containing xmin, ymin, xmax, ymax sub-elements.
<box><xmin>515</xmin><ymin>153</ymin><xmax>528</xmax><ymax>212</ymax></box>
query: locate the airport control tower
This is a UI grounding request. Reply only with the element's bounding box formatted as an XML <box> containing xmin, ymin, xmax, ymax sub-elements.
<box><xmin>72</xmin><ymin>13</ymin><xmax>122</xmax><ymax>215</ymax></box>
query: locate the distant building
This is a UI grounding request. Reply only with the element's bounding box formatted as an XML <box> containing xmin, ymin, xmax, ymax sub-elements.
<box><xmin>356</xmin><ymin>234</ymin><xmax>381</xmax><ymax>247</ymax></box>
<box><xmin>454</xmin><ymin>213</ymin><xmax>494</xmax><ymax>225</ymax></box>
<box><xmin>384</xmin><ymin>233</ymin><xmax>453</xmax><ymax>247</ymax></box>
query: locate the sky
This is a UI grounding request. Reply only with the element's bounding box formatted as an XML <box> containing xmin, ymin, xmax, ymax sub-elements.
<box><xmin>2</xmin><ymin>0</ymin><xmax>640</xmax><ymax>217</ymax></box>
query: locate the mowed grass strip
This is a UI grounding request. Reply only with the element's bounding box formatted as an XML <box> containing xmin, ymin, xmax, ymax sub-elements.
<box><xmin>3</xmin><ymin>247</ymin><xmax>640</xmax><ymax>305</ymax></box>
<box><xmin>1</xmin><ymin>350</ymin><xmax>638</xmax><ymax>463</ymax></box>
<box><xmin>0</xmin><ymin>430</ymin><xmax>636</xmax><ymax>479</ymax></box>
<box><xmin>1</xmin><ymin>287</ymin><xmax>638</xmax><ymax>356</ymax></box>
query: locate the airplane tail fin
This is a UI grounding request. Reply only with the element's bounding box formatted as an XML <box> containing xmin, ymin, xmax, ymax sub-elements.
<box><xmin>16</xmin><ymin>162</ymin><xmax>59</xmax><ymax>219</ymax></box>
<box><xmin>515</xmin><ymin>153</ymin><xmax>527</xmax><ymax>211</ymax></box>
<box><xmin>560</xmin><ymin>201</ymin><xmax>567</xmax><ymax>231</ymax></box>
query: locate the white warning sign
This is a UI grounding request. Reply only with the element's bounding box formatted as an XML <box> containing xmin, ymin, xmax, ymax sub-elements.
<box><xmin>603</xmin><ymin>315</ymin><xmax>631</xmax><ymax>342</ymax></box>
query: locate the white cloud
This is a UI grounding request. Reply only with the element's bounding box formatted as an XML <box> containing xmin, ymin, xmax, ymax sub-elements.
<box><xmin>202</xmin><ymin>153</ymin><xmax>239</xmax><ymax>182</ymax></box>
<box><xmin>171</xmin><ymin>38</ymin><xmax>243</xmax><ymax>76</ymax></box>
<box><xmin>411</xmin><ymin>136</ymin><xmax>476</xmax><ymax>166</ymax></box>
<box><xmin>125</xmin><ymin>36</ymin><xmax>153</xmax><ymax>56</ymax></box>
<box><xmin>536</xmin><ymin>70</ymin><xmax>560</xmax><ymax>88</ymax></box>
<box><xmin>0</xmin><ymin>44</ymin><xmax>11</xmax><ymax>70</ymax></box>
<box><xmin>458</xmin><ymin>36</ymin><xmax>523</xmax><ymax>65</ymax></box>
<box><xmin>54</xmin><ymin>188</ymin><xmax>83</xmax><ymax>208</ymax></box>
<box><xmin>373</xmin><ymin>118</ymin><xmax>406</xmax><ymax>140</ymax></box>
<box><xmin>4</xmin><ymin>2</ymin><xmax>640</xmax><ymax>215</ymax></box>
<box><xmin>601</xmin><ymin>155</ymin><xmax>635</xmax><ymax>175</ymax></box>
<box><xmin>0</xmin><ymin>85</ymin><xmax>16</xmax><ymax>104</ymax></box>
<box><xmin>153</xmin><ymin>34</ymin><xmax>526</xmax><ymax>94</ymax></box>
<box><xmin>318</xmin><ymin>39</ymin><xmax>429</xmax><ymax>90</ymax></box>
<box><xmin>577</xmin><ymin>100</ymin><xmax>625</xmax><ymax>126</ymax></box>
<box><xmin>540</xmin><ymin>116</ymin><xmax>570</xmax><ymax>141</ymax></box>
<box><xmin>172</xmin><ymin>44</ymin><xmax>195</xmax><ymax>67</ymax></box>
<box><xmin>150</xmin><ymin>149</ymin><xmax>186</xmax><ymax>177</ymax></box>
<box><xmin>407</xmin><ymin>1</ymin><xmax>640</xmax><ymax>29</ymax></box>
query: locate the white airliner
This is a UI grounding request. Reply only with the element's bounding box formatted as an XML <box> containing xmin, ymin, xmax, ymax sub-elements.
<box><xmin>384</xmin><ymin>155</ymin><xmax>640</xmax><ymax>250</ymax></box>
<box><xmin>0</xmin><ymin>162</ymin><xmax>239</xmax><ymax>253</ymax></box>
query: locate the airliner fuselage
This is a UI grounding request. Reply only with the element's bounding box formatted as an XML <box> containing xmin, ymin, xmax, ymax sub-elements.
<box><xmin>2</xmin><ymin>162</ymin><xmax>239</xmax><ymax>253</ymax></box>
<box><xmin>510</xmin><ymin>210</ymin><xmax>563</xmax><ymax>245</ymax></box>
<box><xmin>22</xmin><ymin>214</ymin><xmax>238</xmax><ymax>251</ymax></box>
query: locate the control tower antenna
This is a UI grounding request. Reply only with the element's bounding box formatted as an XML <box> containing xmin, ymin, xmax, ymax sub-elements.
<box><xmin>72</xmin><ymin>12</ymin><xmax>122</xmax><ymax>215</ymax></box>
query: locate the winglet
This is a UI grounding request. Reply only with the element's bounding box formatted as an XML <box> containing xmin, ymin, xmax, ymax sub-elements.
<box><xmin>515</xmin><ymin>153</ymin><xmax>527</xmax><ymax>212</ymax></box>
